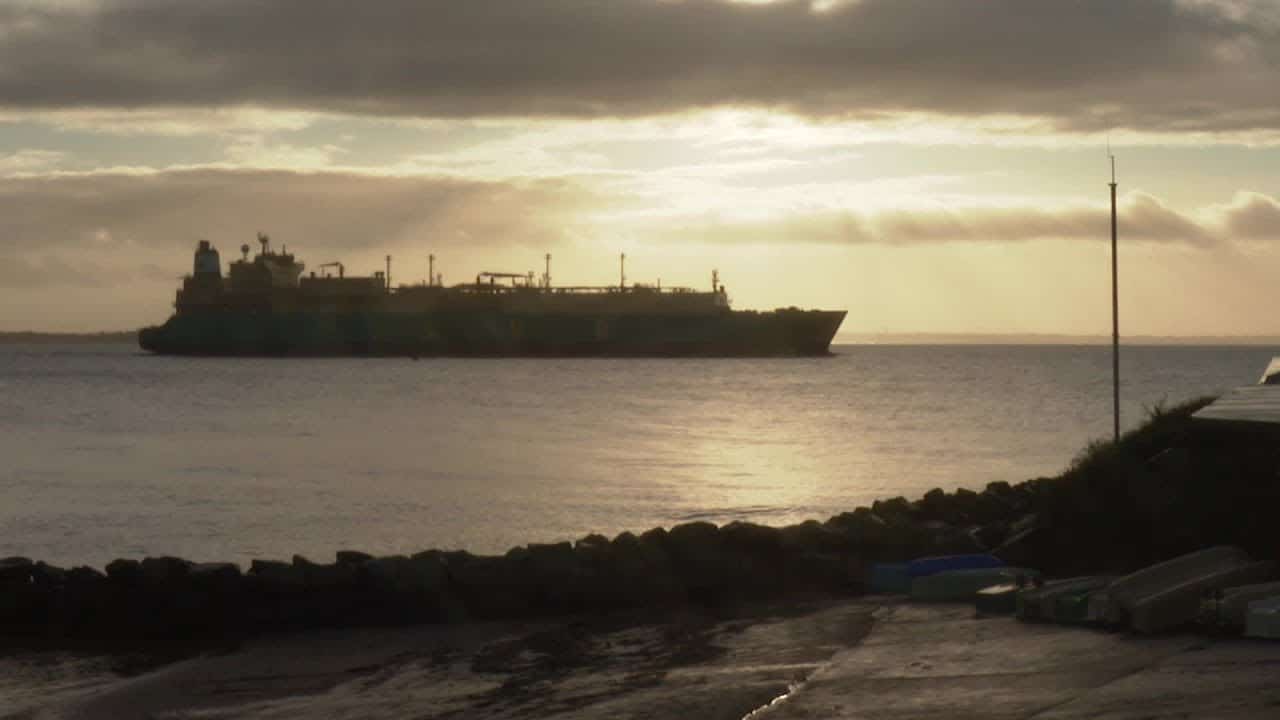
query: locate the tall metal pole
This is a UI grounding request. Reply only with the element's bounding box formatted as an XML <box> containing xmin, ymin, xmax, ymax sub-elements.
<box><xmin>1110</xmin><ymin>155</ymin><xmax>1120</xmax><ymax>442</ymax></box>
<box><xmin>429</xmin><ymin>254</ymin><xmax>435</xmax><ymax>287</ymax></box>
<box><xmin>386</xmin><ymin>255</ymin><xmax>392</xmax><ymax>292</ymax></box>
<box><xmin>545</xmin><ymin>253</ymin><xmax>551</xmax><ymax>289</ymax></box>
<box><xmin>620</xmin><ymin>253</ymin><xmax>626</xmax><ymax>290</ymax></box>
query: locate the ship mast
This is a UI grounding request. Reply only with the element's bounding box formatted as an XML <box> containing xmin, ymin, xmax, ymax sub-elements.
<box><xmin>1109</xmin><ymin>150</ymin><xmax>1120</xmax><ymax>442</ymax></box>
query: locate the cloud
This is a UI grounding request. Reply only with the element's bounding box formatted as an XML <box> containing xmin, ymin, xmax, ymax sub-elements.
<box><xmin>0</xmin><ymin>253</ymin><xmax>116</xmax><ymax>288</ymax></box>
<box><xmin>1215</xmin><ymin>192</ymin><xmax>1280</xmax><ymax>239</ymax></box>
<box><xmin>0</xmin><ymin>1</ymin><xmax>1277</xmax><ymax>132</ymax></box>
<box><xmin>0</xmin><ymin>149</ymin><xmax>64</xmax><ymax>174</ymax></box>
<box><xmin>636</xmin><ymin>192</ymin><xmax>1264</xmax><ymax>246</ymax></box>
<box><xmin>3</xmin><ymin>167</ymin><xmax>1279</xmax><ymax>290</ymax></box>
<box><xmin>0</xmin><ymin>169</ymin><xmax>602</xmax><ymax>287</ymax></box>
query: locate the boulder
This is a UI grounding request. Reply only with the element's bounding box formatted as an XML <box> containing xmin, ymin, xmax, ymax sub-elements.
<box><xmin>190</xmin><ymin>562</ymin><xmax>242</xmax><ymax>592</ymax></box>
<box><xmin>66</xmin><ymin>566</ymin><xmax>106</xmax><ymax>584</ymax></box>
<box><xmin>57</xmin><ymin>566</ymin><xmax>111</xmax><ymax>631</ymax></box>
<box><xmin>779</xmin><ymin>520</ymin><xmax>848</xmax><ymax>554</ymax></box>
<box><xmin>248</xmin><ymin>559</ymin><xmax>305</xmax><ymax>588</ymax></box>
<box><xmin>826</xmin><ymin>508</ymin><xmax>891</xmax><ymax>548</ymax></box>
<box><xmin>970</xmin><ymin>523</ymin><xmax>1010</xmax><ymax>550</ymax></box>
<box><xmin>336</xmin><ymin>550</ymin><xmax>374</xmax><ymax>565</ymax></box>
<box><xmin>994</xmin><ymin>523</ymin><xmax>1057</xmax><ymax>571</ymax></box>
<box><xmin>720</xmin><ymin>521</ymin><xmax>784</xmax><ymax>555</ymax></box>
<box><xmin>360</xmin><ymin>555</ymin><xmax>412</xmax><ymax>591</ymax></box>
<box><xmin>664</xmin><ymin>522</ymin><xmax>777</xmax><ymax>603</ymax></box>
<box><xmin>140</xmin><ymin>556</ymin><xmax>194</xmax><ymax>587</ymax></box>
<box><xmin>31</xmin><ymin>562</ymin><xmax>67</xmax><ymax>589</ymax></box>
<box><xmin>872</xmin><ymin>496</ymin><xmax>914</xmax><ymax>523</ymax></box>
<box><xmin>574</xmin><ymin>534</ymin><xmax>610</xmax><ymax>552</ymax></box>
<box><xmin>916</xmin><ymin>488</ymin><xmax>951</xmax><ymax>520</ymax></box>
<box><xmin>446</xmin><ymin>552</ymin><xmax>528</xmax><ymax>619</ymax></box>
<box><xmin>524</xmin><ymin>541</ymin><xmax>598</xmax><ymax>612</ymax></box>
<box><xmin>0</xmin><ymin>556</ymin><xmax>34</xmax><ymax>584</ymax></box>
<box><xmin>105</xmin><ymin>558</ymin><xmax>142</xmax><ymax>584</ymax></box>
<box><xmin>610</xmin><ymin>531</ymin><xmax>683</xmax><ymax>605</ymax></box>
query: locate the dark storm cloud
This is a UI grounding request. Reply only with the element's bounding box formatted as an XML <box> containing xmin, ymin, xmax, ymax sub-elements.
<box><xmin>0</xmin><ymin>0</ymin><xmax>1276</xmax><ymax>132</ymax></box>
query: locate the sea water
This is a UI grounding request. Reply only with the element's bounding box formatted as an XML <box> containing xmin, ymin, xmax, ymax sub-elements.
<box><xmin>0</xmin><ymin>343</ymin><xmax>1267</xmax><ymax>567</ymax></box>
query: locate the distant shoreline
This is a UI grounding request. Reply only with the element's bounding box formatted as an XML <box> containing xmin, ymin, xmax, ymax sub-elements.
<box><xmin>838</xmin><ymin>333</ymin><xmax>1280</xmax><ymax>346</ymax></box>
<box><xmin>0</xmin><ymin>331</ymin><xmax>136</xmax><ymax>344</ymax></box>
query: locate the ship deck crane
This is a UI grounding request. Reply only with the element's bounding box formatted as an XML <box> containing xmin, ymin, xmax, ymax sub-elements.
<box><xmin>319</xmin><ymin>261</ymin><xmax>344</xmax><ymax>278</ymax></box>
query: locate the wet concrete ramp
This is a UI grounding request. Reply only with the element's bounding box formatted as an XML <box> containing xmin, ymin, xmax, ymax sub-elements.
<box><xmin>755</xmin><ymin>603</ymin><xmax>1280</xmax><ymax>720</ymax></box>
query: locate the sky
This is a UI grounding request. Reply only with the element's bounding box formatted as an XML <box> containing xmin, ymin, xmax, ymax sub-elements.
<box><xmin>2</xmin><ymin>0</ymin><xmax>1280</xmax><ymax>335</ymax></box>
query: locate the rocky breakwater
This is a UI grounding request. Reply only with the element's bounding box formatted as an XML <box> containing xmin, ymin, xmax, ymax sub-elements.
<box><xmin>1</xmin><ymin>509</ymin><xmax>998</xmax><ymax>653</ymax></box>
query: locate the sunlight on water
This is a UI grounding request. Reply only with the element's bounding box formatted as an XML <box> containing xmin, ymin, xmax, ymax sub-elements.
<box><xmin>0</xmin><ymin>343</ymin><xmax>1267</xmax><ymax>566</ymax></box>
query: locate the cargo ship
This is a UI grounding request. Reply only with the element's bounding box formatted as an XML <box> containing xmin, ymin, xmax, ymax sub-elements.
<box><xmin>138</xmin><ymin>235</ymin><xmax>846</xmax><ymax>356</ymax></box>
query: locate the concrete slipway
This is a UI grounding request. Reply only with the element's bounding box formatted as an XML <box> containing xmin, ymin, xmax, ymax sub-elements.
<box><xmin>754</xmin><ymin>602</ymin><xmax>1280</xmax><ymax>720</ymax></box>
<box><xmin>20</xmin><ymin>598</ymin><xmax>1280</xmax><ymax>719</ymax></box>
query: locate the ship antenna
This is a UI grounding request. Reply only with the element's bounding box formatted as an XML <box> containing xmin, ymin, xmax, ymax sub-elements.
<box><xmin>386</xmin><ymin>255</ymin><xmax>392</xmax><ymax>292</ymax></box>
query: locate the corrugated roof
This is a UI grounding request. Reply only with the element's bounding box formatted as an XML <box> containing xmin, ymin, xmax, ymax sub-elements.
<box><xmin>1194</xmin><ymin>358</ymin><xmax>1280</xmax><ymax>425</ymax></box>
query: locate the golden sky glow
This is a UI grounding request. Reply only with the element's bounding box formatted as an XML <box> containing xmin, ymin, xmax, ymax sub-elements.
<box><xmin>2</xmin><ymin>0</ymin><xmax>1280</xmax><ymax>336</ymax></box>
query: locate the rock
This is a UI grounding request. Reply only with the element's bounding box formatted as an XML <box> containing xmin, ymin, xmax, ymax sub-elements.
<box><xmin>610</xmin><ymin>531</ymin><xmax>683</xmax><ymax>605</ymax></box>
<box><xmin>105</xmin><ymin>558</ymin><xmax>142</xmax><ymax>583</ymax></box>
<box><xmin>445</xmin><ymin>553</ymin><xmax>527</xmax><ymax>619</ymax></box>
<box><xmin>524</xmin><ymin>541</ymin><xmax>595</xmax><ymax>611</ymax></box>
<box><xmin>249</xmin><ymin>559</ymin><xmax>304</xmax><ymax>588</ymax></box>
<box><xmin>140</xmin><ymin>556</ymin><xmax>193</xmax><ymax>586</ymax></box>
<box><xmin>0</xmin><ymin>556</ymin><xmax>34</xmax><ymax>584</ymax></box>
<box><xmin>404</xmin><ymin>551</ymin><xmax>450</xmax><ymax>592</ymax></box>
<box><xmin>985</xmin><ymin>481</ymin><xmax>1014</xmax><ymax>496</ymax></box>
<box><xmin>993</xmin><ymin>524</ymin><xmax>1055</xmax><ymax>570</ymax></box>
<box><xmin>573</xmin><ymin>535</ymin><xmax>613</xmax><ymax>567</ymax></box>
<box><xmin>721</xmin><ymin>521</ymin><xmax>784</xmax><ymax>555</ymax></box>
<box><xmin>826</xmin><ymin>508</ymin><xmax>892</xmax><ymax>548</ymax></box>
<box><xmin>919</xmin><ymin>521</ymin><xmax>983</xmax><ymax>556</ymax></box>
<box><xmin>191</xmin><ymin>562</ymin><xmax>241</xmax><ymax>585</ymax></box>
<box><xmin>361</xmin><ymin>555</ymin><xmax>411</xmax><ymax>590</ymax></box>
<box><xmin>31</xmin><ymin>562</ymin><xmax>67</xmax><ymax>588</ymax></box>
<box><xmin>916</xmin><ymin>488</ymin><xmax>949</xmax><ymax>519</ymax></box>
<box><xmin>970</xmin><ymin>523</ymin><xmax>1010</xmax><ymax>550</ymax></box>
<box><xmin>66</xmin><ymin>566</ymin><xmax>106</xmax><ymax>584</ymax></box>
<box><xmin>638</xmin><ymin>526</ymin><xmax>669</xmax><ymax>552</ymax></box>
<box><xmin>872</xmin><ymin>496</ymin><xmax>914</xmax><ymax>522</ymax></box>
<box><xmin>951</xmin><ymin>488</ymin><xmax>982</xmax><ymax>521</ymax></box>
<box><xmin>664</xmin><ymin>522</ymin><xmax>772</xmax><ymax>603</ymax></box>
<box><xmin>790</xmin><ymin>551</ymin><xmax>863</xmax><ymax>592</ymax></box>
<box><xmin>780</xmin><ymin>520</ymin><xmax>849</xmax><ymax>554</ymax></box>
<box><xmin>574</xmin><ymin>534</ymin><xmax>610</xmax><ymax>552</ymax></box>
<box><xmin>336</xmin><ymin>550</ymin><xmax>373</xmax><ymax>565</ymax></box>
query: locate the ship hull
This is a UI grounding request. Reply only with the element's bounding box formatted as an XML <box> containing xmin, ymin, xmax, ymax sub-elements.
<box><xmin>138</xmin><ymin>309</ymin><xmax>846</xmax><ymax>357</ymax></box>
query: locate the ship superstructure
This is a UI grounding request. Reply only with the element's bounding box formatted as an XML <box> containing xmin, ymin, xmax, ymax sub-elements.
<box><xmin>140</xmin><ymin>236</ymin><xmax>846</xmax><ymax>356</ymax></box>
